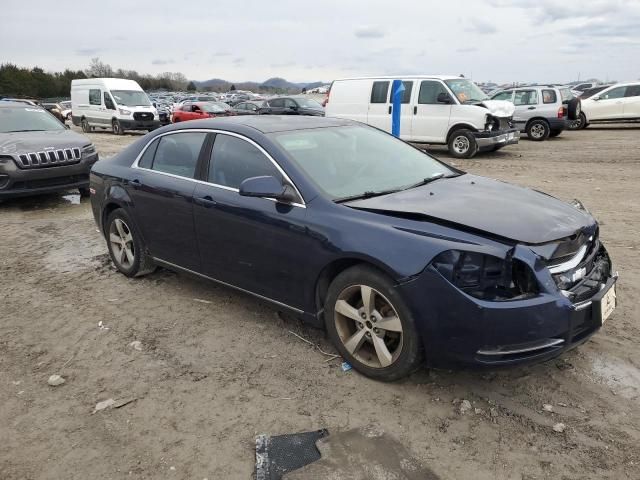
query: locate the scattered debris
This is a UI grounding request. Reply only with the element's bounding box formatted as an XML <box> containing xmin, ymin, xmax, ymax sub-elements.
<box><xmin>288</xmin><ymin>330</ymin><xmax>339</xmax><ymax>360</ymax></box>
<box><xmin>553</xmin><ymin>422</ymin><xmax>566</xmax><ymax>433</ymax></box>
<box><xmin>129</xmin><ymin>340</ymin><xmax>143</xmax><ymax>351</ymax></box>
<box><xmin>17</xmin><ymin>391</ymin><xmax>24</xmax><ymax>395</ymax></box>
<box><xmin>256</xmin><ymin>429</ymin><xmax>329</xmax><ymax>480</ymax></box>
<box><xmin>341</xmin><ymin>362</ymin><xmax>352</xmax><ymax>372</ymax></box>
<box><xmin>474</xmin><ymin>408</ymin><xmax>484</xmax><ymax>415</ymax></box>
<box><xmin>558</xmin><ymin>402</ymin><xmax>568</xmax><ymax>407</ymax></box>
<box><xmin>114</xmin><ymin>398</ymin><xmax>138</xmax><ymax>409</ymax></box>
<box><xmin>543</xmin><ymin>404</ymin><xmax>554</xmax><ymax>412</ymax></box>
<box><xmin>12</xmin><ymin>380</ymin><xmax>21</xmax><ymax>386</ymax></box>
<box><xmin>98</xmin><ymin>321</ymin><xmax>109</xmax><ymax>331</ymax></box>
<box><xmin>93</xmin><ymin>398</ymin><xmax>116</xmax><ymax>413</ymax></box>
<box><xmin>490</xmin><ymin>407</ymin><xmax>499</xmax><ymax>418</ymax></box>
<box><xmin>459</xmin><ymin>399</ymin><xmax>472</xmax><ymax>414</ymax></box>
<box><xmin>169</xmin><ymin>466</ymin><xmax>176</xmax><ymax>471</ymax></box>
<box><xmin>193</xmin><ymin>298</ymin><xmax>212</xmax><ymax>304</ymax></box>
<box><xmin>47</xmin><ymin>374</ymin><xmax>65</xmax><ymax>386</ymax></box>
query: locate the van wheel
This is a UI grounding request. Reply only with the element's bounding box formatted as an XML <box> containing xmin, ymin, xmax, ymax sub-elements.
<box><xmin>112</xmin><ymin>119</ymin><xmax>124</xmax><ymax>135</ymax></box>
<box><xmin>526</xmin><ymin>120</ymin><xmax>550</xmax><ymax>141</ymax></box>
<box><xmin>81</xmin><ymin>118</ymin><xmax>90</xmax><ymax>133</ymax></box>
<box><xmin>448</xmin><ymin>129</ymin><xmax>477</xmax><ymax>158</ymax></box>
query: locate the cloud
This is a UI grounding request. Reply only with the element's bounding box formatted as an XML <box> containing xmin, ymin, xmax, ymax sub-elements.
<box><xmin>151</xmin><ymin>58</ymin><xmax>174</xmax><ymax>65</ymax></box>
<box><xmin>354</xmin><ymin>25</ymin><xmax>385</xmax><ymax>39</ymax></box>
<box><xmin>456</xmin><ymin>47</ymin><xmax>479</xmax><ymax>53</ymax></box>
<box><xmin>76</xmin><ymin>48</ymin><xmax>102</xmax><ymax>56</ymax></box>
<box><xmin>211</xmin><ymin>51</ymin><xmax>231</xmax><ymax>57</ymax></box>
<box><xmin>464</xmin><ymin>18</ymin><xmax>496</xmax><ymax>34</ymax></box>
<box><xmin>232</xmin><ymin>57</ymin><xmax>245</xmax><ymax>65</ymax></box>
<box><xmin>270</xmin><ymin>61</ymin><xmax>295</xmax><ymax>68</ymax></box>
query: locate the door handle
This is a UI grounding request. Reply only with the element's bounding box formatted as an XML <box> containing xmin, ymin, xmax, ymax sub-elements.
<box><xmin>129</xmin><ymin>179</ymin><xmax>142</xmax><ymax>189</ymax></box>
<box><xmin>194</xmin><ymin>195</ymin><xmax>217</xmax><ymax>208</ymax></box>
<box><xmin>388</xmin><ymin>105</ymin><xmax>392</xmax><ymax>114</ymax></box>
<box><xmin>413</xmin><ymin>106</ymin><xmax>417</xmax><ymax>115</ymax></box>
<box><xmin>527</xmin><ymin>106</ymin><xmax>536</xmax><ymax>110</ymax></box>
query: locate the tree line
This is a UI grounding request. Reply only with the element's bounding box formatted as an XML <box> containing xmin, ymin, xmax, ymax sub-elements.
<box><xmin>0</xmin><ymin>58</ymin><xmax>190</xmax><ymax>100</ymax></box>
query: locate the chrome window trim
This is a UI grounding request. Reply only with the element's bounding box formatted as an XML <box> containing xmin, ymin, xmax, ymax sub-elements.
<box><xmin>548</xmin><ymin>244</ymin><xmax>588</xmax><ymax>274</ymax></box>
<box><xmin>131</xmin><ymin>128</ymin><xmax>306</xmax><ymax>208</ymax></box>
<box><xmin>152</xmin><ymin>257</ymin><xmax>304</xmax><ymax>314</ymax></box>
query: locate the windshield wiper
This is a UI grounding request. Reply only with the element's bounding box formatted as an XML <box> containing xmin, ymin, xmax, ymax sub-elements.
<box><xmin>401</xmin><ymin>172</ymin><xmax>461</xmax><ymax>191</ymax></box>
<box><xmin>334</xmin><ymin>188</ymin><xmax>402</xmax><ymax>203</ymax></box>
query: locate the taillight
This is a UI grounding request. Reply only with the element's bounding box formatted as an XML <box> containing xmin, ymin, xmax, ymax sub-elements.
<box><xmin>558</xmin><ymin>106</ymin><xmax>565</xmax><ymax>119</ymax></box>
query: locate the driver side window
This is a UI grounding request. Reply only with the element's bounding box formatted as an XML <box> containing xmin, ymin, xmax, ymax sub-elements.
<box><xmin>601</xmin><ymin>87</ymin><xmax>626</xmax><ymax>100</ymax></box>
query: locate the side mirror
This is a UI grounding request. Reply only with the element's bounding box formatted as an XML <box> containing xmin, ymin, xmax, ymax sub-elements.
<box><xmin>437</xmin><ymin>92</ymin><xmax>452</xmax><ymax>104</ymax></box>
<box><xmin>592</xmin><ymin>96</ymin><xmax>600</xmax><ymax>101</ymax></box>
<box><xmin>289</xmin><ymin>104</ymin><xmax>298</xmax><ymax>110</ymax></box>
<box><xmin>239</xmin><ymin>176</ymin><xmax>298</xmax><ymax>203</ymax></box>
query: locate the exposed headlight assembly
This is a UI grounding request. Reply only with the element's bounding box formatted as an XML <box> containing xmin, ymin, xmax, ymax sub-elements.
<box><xmin>431</xmin><ymin>250</ymin><xmax>539</xmax><ymax>301</ymax></box>
<box><xmin>119</xmin><ymin>108</ymin><xmax>132</xmax><ymax>115</ymax></box>
<box><xmin>569</xmin><ymin>198</ymin><xmax>590</xmax><ymax>214</ymax></box>
<box><xmin>82</xmin><ymin>144</ymin><xmax>96</xmax><ymax>156</ymax></box>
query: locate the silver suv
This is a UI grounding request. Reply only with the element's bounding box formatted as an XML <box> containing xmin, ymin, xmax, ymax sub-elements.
<box><xmin>491</xmin><ymin>86</ymin><xmax>581</xmax><ymax>141</ymax></box>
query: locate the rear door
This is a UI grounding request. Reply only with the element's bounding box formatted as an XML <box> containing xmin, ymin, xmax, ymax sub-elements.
<box><xmin>128</xmin><ymin>131</ymin><xmax>209</xmax><ymax>270</ymax></box>
<box><xmin>623</xmin><ymin>84</ymin><xmax>640</xmax><ymax>118</ymax></box>
<box><xmin>268</xmin><ymin>98</ymin><xmax>286</xmax><ymax>114</ymax></box>
<box><xmin>192</xmin><ymin>133</ymin><xmax>310</xmax><ymax>308</ymax></box>
<box><xmin>410</xmin><ymin>80</ymin><xmax>453</xmax><ymax>142</ymax></box>
<box><xmin>366</xmin><ymin>80</ymin><xmax>392</xmax><ymax>132</ymax></box>
<box><xmin>512</xmin><ymin>89</ymin><xmax>539</xmax><ymax>129</ymax></box>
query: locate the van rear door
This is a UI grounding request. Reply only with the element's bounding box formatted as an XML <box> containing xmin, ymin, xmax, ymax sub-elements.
<box><xmin>410</xmin><ymin>80</ymin><xmax>452</xmax><ymax>143</ymax></box>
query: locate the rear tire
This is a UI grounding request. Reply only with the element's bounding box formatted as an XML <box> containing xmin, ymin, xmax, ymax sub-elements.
<box><xmin>324</xmin><ymin>265</ymin><xmax>423</xmax><ymax>381</ymax></box>
<box><xmin>105</xmin><ymin>208</ymin><xmax>155</xmax><ymax>277</ymax></box>
<box><xmin>447</xmin><ymin>129</ymin><xmax>478</xmax><ymax>158</ymax></box>
<box><xmin>567</xmin><ymin>98</ymin><xmax>581</xmax><ymax>120</ymax></box>
<box><xmin>81</xmin><ymin>118</ymin><xmax>90</xmax><ymax>133</ymax></box>
<box><xmin>112</xmin><ymin>119</ymin><xmax>124</xmax><ymax>136</ymax></box>
<box><xmin>526</xmin><ymin>119</ymin><xmax>550</xmax><ymax>141</ymax></box>
<box><xmin>549</xmin><ymin>129</ymin><xmax>562</xmax><ymax>137</ymax></box>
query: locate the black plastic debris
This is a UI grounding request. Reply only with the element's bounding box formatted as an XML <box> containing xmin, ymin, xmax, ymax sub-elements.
<box><xmin>255</xmin><ymin>429</ymin><xmax>329</xmax><ymax>480</ymax></box>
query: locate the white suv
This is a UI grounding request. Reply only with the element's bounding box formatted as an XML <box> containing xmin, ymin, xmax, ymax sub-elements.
<box><xmin>576</xmin><ymin>82</ymin><xmax>640</xmax><ymax>129</ymax></box>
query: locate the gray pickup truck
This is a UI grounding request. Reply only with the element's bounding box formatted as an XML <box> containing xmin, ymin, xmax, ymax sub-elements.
<box><xmin>0</xmin><ymin>101</ymin><xmax>98</xmax><ymax>199</ymax></box>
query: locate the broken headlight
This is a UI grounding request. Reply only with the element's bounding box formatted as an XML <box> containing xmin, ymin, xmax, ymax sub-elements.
<box><xmin>569</xmin><ymin>198</ymin><xmax>590</xmax><ymax>214</ymax></box>
<box><xmin>431</xmin><ymin>250</ymin><xmax>539</xmax><ymax>301</ymax></box>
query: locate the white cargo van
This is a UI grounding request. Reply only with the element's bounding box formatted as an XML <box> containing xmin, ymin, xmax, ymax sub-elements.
<box><xmin>71</xmin><ymin>78</ymin><xmax>160</xmax><ymax>135</ymax></box>
<box><xmin>325</xmin><ymin>75</ymin><xmax>520</xmax><ymax>158</ymax></box>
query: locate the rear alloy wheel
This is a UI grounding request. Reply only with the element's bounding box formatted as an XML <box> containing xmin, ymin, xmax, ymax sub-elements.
<box><xmin>106</xmin><ymin>209</ymin><xmax>155</xmax><ymax>277</ymax></box>
<box><xmin>112</xmin><ymin>119</ymin><xmax>124</xmax><ymax>135</ymax></box>
<box><xmin>526</xmin><ymin>120</ymin><xmax>550</xmax><ymax>141</ymax></box>
<box><xmin>447</xmin><ymin>129</ymin><xmax>478</xmax><ymax>159</ymax></box>
<box><xmin>81</xmin><ymin>118</ymin><xmax>90</xmax><ymax>133</ymax></box>
<box><xmin>325</xmin><ymin>266</ymin><xmax>423</xmax><ymax>381</ymax></box>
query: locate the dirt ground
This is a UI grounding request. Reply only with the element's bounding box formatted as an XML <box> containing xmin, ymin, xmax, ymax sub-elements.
<box><xmin>1</xmin><ymin>123</ymin><xmax>639</xmax><ymax>480</ymax></box>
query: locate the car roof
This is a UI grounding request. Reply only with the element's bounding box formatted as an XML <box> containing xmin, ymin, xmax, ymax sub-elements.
<box><xmin>333</xmin><ymin>75</ymin><xmax>461</xmax><ymax>81</ymax></box>
<box><xmin>169</xmin><ymin>115</ymin><xmax>355</xmax><ymax>133</ymax></box>
<box><xmin>0</xmin><ymin>101</ymin><xmax>40</xmax><ymax>108</ymax></box>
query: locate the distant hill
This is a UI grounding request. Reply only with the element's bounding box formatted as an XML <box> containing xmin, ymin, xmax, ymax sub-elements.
<box><xmin>193</xmin><ymin>77</ymin><xmax>326</xmax><ymax>93</ymax></box>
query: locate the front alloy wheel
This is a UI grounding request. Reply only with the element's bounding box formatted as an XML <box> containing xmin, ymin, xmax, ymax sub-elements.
<box><xmin>106</xmin><ymin>208</ymin><xmax>155</xmax><ymax>277</ymax></box>
<box><xmin>325</xmin><ymin>265</ymin><xmax>423</xmax><ymax>381</ymax></box>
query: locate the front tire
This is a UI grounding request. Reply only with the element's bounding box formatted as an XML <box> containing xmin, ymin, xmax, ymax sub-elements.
<box><xmin>112</xmin><ymin>119</ymin><xmax>124</xmax><ymax>136</ymax></box>
<box><xmin>325</xmin><ymin>265</ymin><xmax>423</xmax><ymax>381</ymax></box>
<box><xmin>105</xmin><ymin>208</ymin><xmax>155</xmax><ymax>277</ymax></box>
<box><xmin>526</xmin><ymin>119</ymin><xmax>550</xmax><ymax>141</ymax></box>
<box><xmin>447</xmin><ymin>129</ymin><xmax>478</xmax><ymax>158</ymax></box>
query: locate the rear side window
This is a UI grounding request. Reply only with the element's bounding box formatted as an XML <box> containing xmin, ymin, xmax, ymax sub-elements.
<box><xmin>394</xmin><ymin>81</ymin><xmax>413</xmax><ymax>104</ymax></box>
<box><xmin>418</xmin><ymin>80</ymin><xmax>449</xmax><ymax>104</ymax></box>
<box><xmin>89</xmin><ymin>89</ymin><xmax>101</xmax><ymax>106</ymax></box>
<box><xmin>151</xmin><ymin>132</ymin><xmax>207</xmax><ymax>178</ymax></box>
<box><xmin>625</xmin><ymin>85</ymin><xmax>640</xmax><ymax>97</ymax></box>
<box><xmin>269</xmin><ymin>98</ymin><xmax>284</xmax><ymax>108</ymax></box>
<box><xmin>208</xmin><ymin>134</ymin><xmax>282</xmax><ymax>189</ymax></box>
<box><xmin>138</xmin><ymin>139</ymin><xmax>159</xmax><ymax>169</ymax></box>
<box><xmin>542</xmin><ymin>90</ymin><xmax>557</xmax><ymax>104</ymax></box>
<box><xmin>370</xmin><ymin>81</ymin><xmax>389</xmax><ymax>103</ymax></box>
<box><xmin>514</xmin><ymin>90</ymin><xmax>538</xmax><ymax>106</ymax></box>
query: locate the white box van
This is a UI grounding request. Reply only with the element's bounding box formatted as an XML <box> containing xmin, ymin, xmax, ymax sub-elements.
<box><xmin>71</xmin><ymin>78</ymin><xmax>160</xmax><ymax>135</ymax></box>
<box><xmin>325</xmin><ymin>75</ymin><xmax>520</xmax><ymax>158</ymax></box>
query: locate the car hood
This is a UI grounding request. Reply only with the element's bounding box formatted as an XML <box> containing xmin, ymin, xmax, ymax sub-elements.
<box><xmin>0</xmin><ymin>130</ymin><xmax>91</xmax><ymax>154</ymax></box>
<box><xmin>347</xmin><ymin>174</ymin><xmax>594</xmax><ymax>244</ymax></box>
<box><xmin>474</xmin><ymin>99</ymin><xmax>515</xmax><ymax>117</ymax></box>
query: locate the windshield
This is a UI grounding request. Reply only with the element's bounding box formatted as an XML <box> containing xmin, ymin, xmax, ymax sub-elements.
<box><xmin>0</xmin><ymin>106</ymin><xmax>65</xmax><ymax>133</ymax></box>
<box><xmin>269</xmin><ymin>125</ymin><xmax>456</xmax><ymax>200</ymax></box>
<box><xmin>296</xmin><ymin>98</ymin><xmax>323</xmax><ymax>109</ymax></box>
<box><xmin>444</xmin><ymin>79</ymin><xmax>488</xmax><ymax>103</ymax></box>
<box><xmin>110</xmin><ymin>90</ymin><xmax>151</xmax><ymax>107</ymax></box>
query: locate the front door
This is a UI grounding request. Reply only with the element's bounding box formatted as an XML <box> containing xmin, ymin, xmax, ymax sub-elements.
<box><xmin>193</xmin><ymin>133</ymin><xmax>310</xmax><ymax>309</ymax></box>
<box><xmin>411</xmin><ymin>80</ymin><xmax>453</xmax><ymax>143</ymax></box>
<box><xmin>127</xmin><ymin>131</ymin><xmax>209</xmax><ymax>270</ymax></box>
<box><xmin>590</xmin><ymin>86</ymin><xmax>627</xmax><ymax>120</ymax></box>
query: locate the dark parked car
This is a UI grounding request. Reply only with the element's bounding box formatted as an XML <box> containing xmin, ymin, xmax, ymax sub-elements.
<box><xmin>0</xmin><ymin>102</ymin><xmax>98</xmax><ymax>199</ymax></box>
<box><xmin>90</xmin><ymin>116</ymin><xmax>617</xmax><ymax>381</ymax></box>
<box><xmin>232</xmin><ymin>101</ymin><xmax>271</xmax><ymax>115</ymax></box>
<box><xmin>266</xmin><ymin>96</ymin><xmax>325</xmax><ymax>116</ymax></box>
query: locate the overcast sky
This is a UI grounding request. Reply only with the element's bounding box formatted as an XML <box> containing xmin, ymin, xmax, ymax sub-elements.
<box><xmin>3</xmin><ymin>0</ymin><xmax>639</xmax><ymax>84</ymax></box>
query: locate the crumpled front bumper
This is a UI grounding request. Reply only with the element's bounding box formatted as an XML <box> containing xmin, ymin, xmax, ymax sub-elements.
<box><xmin>473</xmin><ymin>128</ymin><xmax>520</xmax><ymax>150</ymax></box>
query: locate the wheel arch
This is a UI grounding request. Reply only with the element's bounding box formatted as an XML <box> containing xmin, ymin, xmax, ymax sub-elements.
<box><xmin>525</xmin><ymin>116</ymin><xmax>551</xmax><ymax>128</ymax></box>
<box><xmin>314</xmin><ymin>256</ymin><xmax>400</xmax><ymax>319</ymax></box>
<box><xmin>446</xmin><ymin>123</ymin><xmax>478</xmax><ymax>143</ymax></box>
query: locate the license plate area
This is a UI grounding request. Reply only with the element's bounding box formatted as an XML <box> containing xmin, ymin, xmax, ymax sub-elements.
<box><xmin>593</xmin><ymin>280</ymin><xmax>617</xmax><ymax>325</ymax></box>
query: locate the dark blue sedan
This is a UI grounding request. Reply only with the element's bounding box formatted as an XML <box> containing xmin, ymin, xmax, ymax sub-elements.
<box><xmin>89</xmin><ymin>116</ymin><xmax>617</xmax><ymax>381</ymax></box>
